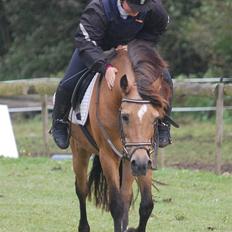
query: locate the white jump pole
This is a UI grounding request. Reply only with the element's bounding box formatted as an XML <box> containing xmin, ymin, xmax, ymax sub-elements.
<box><xmin>0</xmin><ymin>105</ymin><xmax>18</xmax><ymax>158</ymax></box>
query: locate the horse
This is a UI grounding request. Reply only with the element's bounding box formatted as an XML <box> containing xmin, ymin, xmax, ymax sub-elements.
<box><xmin>70</xmin><ymin>40</ymin><xmax>171</xmax><ymax>232</ymax></box>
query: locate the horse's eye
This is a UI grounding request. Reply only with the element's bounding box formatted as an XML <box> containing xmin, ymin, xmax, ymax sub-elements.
<box><xmin>121</xmin><ymin>114</ymin><xmax>129</xmax><ymax>124</ymax></box>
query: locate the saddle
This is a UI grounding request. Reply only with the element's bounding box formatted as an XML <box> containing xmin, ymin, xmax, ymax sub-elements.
<box><xmin>69</xmin><ymin>69</ymin><xmax>99</xmax><ymax>150</ymax></box>
<box><xmin>71</xmin><ymin>48</ymin><xmax>117</xmax><ymax>111</ymax></box>
<box><xmin>71</xmin><ymin>69</ymin><xmax>95</xmax><ymax>111</ymax></box>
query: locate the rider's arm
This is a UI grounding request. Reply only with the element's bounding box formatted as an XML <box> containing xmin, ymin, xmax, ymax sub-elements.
<box><xmin>136</xmin><ymin>0</ymin><xmax>169</xmax><ymax>44</ymax></box>
<box><xmin>75</xmin><ymin>0</ymin><xmax>109</xmax><ymax>74</ymax></box>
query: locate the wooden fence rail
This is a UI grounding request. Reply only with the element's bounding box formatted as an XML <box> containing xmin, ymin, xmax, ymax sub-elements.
<box><xmin>0</xmin><ymin>77</ymin><xmax>232</xmax><ymax>174</ymax></box>
<box><xmin>1</xmin><ymin>77</ymin><xmax>232</xmax><ymax>97</ymax></box>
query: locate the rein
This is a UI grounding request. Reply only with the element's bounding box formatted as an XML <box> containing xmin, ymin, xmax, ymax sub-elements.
<box><xmin>96</xmin><ymin>75</ymin><xmax>124</xmax><ymax>158</ymax></box>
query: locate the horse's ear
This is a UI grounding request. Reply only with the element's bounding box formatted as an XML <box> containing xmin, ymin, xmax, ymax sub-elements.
<box><xmin>120</xmin><ymin>75</ymin><xmax>129</xmax><ymax>93</ymax></box>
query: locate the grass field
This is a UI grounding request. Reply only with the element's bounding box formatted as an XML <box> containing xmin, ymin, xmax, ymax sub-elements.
<box><xmin>0</xmin><ymin>157</ymin><xmax>231</xmax><ymax>232</ymax></box>
<box><xmin>11</xmin><ymin>114</ymin><xmax>232</xmax><ymax>172</ymax></box>
<box><xmin>1</xmin><ymin>113</ymin><xmax>231</xmax><ymax>231</ymax></box>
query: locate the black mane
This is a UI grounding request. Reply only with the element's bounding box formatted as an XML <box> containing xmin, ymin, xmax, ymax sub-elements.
<box><xmin>128</xmin><ymin>40</ymin><xmax>168</xmax><ymax>108</ymax></box>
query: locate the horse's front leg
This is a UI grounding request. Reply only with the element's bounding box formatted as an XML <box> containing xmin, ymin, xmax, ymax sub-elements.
<box><xmin>100</xmin><ymin>151</ymin><xmax>124</xmax><ymax>232</ymax></box>
<box><xmin>120</xmin><ymin>160</ymin><xmax>134</xmax><ymax>231</ymax></box>
<box><xmin>128</xmin><ymin>170</ymin><xmax>154</xmax><ymax>232</ymax></box>
<box><xmin>71</xmin><ymin>139</ymin><xmax>91</xmax><ymax>232</ymax></box>
<box><xmin>137</xmin><ymin>170</ymin><xmax>154</xmax><ymax>232</ymax></box>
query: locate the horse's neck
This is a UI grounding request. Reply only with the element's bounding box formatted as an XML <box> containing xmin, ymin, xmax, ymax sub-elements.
<box><xmin>108</xmin><ymin>52</ymin><xmax>138</xmax><ymax>106</ymax></box>
<box><xmin>99</xmin><ymin>52</ymin><xmax>136</xmax><ymax>116</ymax></box>
<box><xmin>99</xmin><ymin>76</ymin><xmax>122</xmax><ymax>112</ymax></box>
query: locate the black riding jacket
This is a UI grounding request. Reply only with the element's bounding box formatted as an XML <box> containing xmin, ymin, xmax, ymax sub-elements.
<box><xmin>75</xmin><ymin>0</ymin><xmax>169</xmax><ymax>74</ymax></box>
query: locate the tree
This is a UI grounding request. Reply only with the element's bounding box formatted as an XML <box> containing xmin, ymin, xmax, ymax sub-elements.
<box><xmin>0</xmin><ymin>0</ymin><xmax>86</xmax><ymax>80</ymax></box>
<box><xmin>160</xmin><ymin>0</ymin><xmax>208</xmax><ymax>77</ymax></box>
<box><xmin>0</xmin><ymin>0</ymin><xmax>11</xmax><ymax>55</ymax></box>
<box><xmin>185</xmin><ymin>0</ymin><xmax>232</xmax><ymax>76</ymax></box>
<box><xmin>0</xmin><ymin>0</ymin><xmax>231</xmax><ymax>80</ymax></box>
<box><xmin>161</xmin><ymin>0</ymin><xmax>232</xmax><ymax>77</ymax></box>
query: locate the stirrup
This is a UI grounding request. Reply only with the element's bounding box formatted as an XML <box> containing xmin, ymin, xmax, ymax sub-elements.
<box><xmin>49</xmin><ymin>119</ymin><xmax>69</xmax><ymax>133</ymax></box>
<box><xmin>158</xmin><ymin>122</ymin><xmax>172</xmax><ymax>148</ymax></box>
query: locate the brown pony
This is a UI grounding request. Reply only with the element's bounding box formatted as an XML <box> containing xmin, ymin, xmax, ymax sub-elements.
<box><xmin>70</xmin><ymin>40</ymin><xmax>171</xmax><ymax>232</ymax></box>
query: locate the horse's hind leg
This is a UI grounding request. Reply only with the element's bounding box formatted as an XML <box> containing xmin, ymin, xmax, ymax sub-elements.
<box><xmin>71</xmin><ymin>138</ymin><xmax>92</xmax><ymax>232</ymax></box>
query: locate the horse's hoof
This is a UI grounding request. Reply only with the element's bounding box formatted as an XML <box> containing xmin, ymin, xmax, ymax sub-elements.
<box><xmin>78</xmin><ymin>224</ymin><xmax>90</xmax><ymax>232</ymax></box>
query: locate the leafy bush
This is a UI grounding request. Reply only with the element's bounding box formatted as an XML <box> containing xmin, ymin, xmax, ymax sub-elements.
<box><xmin>0</xmin><ymin>0</ymin><xmax>231</xmax><ymax>80</ymax></box>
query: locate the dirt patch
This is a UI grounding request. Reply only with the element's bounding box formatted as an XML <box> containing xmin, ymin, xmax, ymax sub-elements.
<box><xmin>170</xmin><ymin>162</ymin><xmax>232</xmax><ymax>174</ymax></box>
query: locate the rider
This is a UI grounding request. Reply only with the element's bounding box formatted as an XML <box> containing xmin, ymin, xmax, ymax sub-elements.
<box><xmin>51</xmin><ymin>0</ymin><xmax>173</xmax><ymax>149</ymax></box>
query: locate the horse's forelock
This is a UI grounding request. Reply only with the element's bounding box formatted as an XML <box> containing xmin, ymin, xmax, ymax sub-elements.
<box><xmin>128</xmin><ymin>40</ymin><xmax>168</xmax><ymax>112</ymax></box>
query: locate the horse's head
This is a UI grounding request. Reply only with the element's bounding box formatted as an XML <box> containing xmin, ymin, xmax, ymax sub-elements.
<box><xmin>119</xmin><ymin>74</ymin><xmax>167</xmax><ymax>176</ymax></box>
<box><xmin>116</xmin><ymin>40</ymin><xmax>171</xmax><ymax>176</ymax></box>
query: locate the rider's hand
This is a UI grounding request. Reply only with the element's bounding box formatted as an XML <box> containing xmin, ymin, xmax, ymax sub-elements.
<box><xmin>115</xmin><ymin>45</ymin><xmax>128</xmax><ymax>52</ymax></box>
<box><xmin>105</xmin><ymin>65</ymin><xmax>118</xmax><ymax>90</ymax></box>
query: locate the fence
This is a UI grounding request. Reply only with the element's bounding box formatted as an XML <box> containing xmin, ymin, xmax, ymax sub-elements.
<box><xmin>0</xmin><ymin>77</ymin><xmax>232</xmax><ymax>174</ymax></box>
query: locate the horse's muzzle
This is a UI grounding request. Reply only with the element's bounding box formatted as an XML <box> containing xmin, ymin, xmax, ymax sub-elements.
<box><xmin>130</xmin><ymin>150</ymin><xmax>152</xmax><ymax>176</ymax></box>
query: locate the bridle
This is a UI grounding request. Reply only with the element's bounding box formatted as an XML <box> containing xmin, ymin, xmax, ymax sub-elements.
<box><xmin>96</xmin><ymin>77</ymin><xmax>157</xmax><ymax>164</ymax></box>
<box><xmin>119</xmin><ymin>98</ymin><xmax>155</xmax><ymax>161</ymax></box>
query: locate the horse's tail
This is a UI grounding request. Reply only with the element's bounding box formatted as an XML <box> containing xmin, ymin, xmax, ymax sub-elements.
<box><xmin>87</xmin><ymin>155</ymin><xmax>109</xmax><ymax>211</ymax></box>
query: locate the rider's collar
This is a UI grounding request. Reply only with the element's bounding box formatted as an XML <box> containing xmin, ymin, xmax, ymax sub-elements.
<box><xmin>117</xmin><ymin>0</ymin><xmax>128</xmax><ymax>19</ymax></box>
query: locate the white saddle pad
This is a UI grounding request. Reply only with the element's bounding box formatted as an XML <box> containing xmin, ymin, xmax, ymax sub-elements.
<box><xmin>69</xmin><ymin>73</ymin><xmax>98</xmax><ymax>126</ymax></box>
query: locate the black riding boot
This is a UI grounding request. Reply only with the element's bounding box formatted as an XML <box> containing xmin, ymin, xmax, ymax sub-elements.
<box><xmin>158</xmin><ymin>70</ymin><xmax>173</xmax><ymax>148</ymax></box>
<box><xmin>52</xmin><ymin>86</ymin><xmax>71</xmax><ymax>149</ymax></box>
<box><xmin>158</xmin><ymin>118</ymin><xmax>172</xmax><ymax>148</ymax></box>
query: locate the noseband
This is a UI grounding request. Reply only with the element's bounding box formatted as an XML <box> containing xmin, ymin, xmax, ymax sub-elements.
<box><xmin>120</xmin><ymin>98</ymin><xmax>155</xmax><ymax>161</ymax></box>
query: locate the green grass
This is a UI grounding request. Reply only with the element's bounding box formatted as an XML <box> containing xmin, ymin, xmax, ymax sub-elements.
<box><xmin>0</xmin><ymin>157</ymin><xmax>231</xmax><ymax>232</ymax></box>
<box><xmin>161</xmin><ymin>114</ymin><xmax>232</xmax><ymax>169</ymax></box>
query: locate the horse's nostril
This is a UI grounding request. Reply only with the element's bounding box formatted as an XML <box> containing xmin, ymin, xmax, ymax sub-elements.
<box><xmin>131</xmin><ymin>159</ymin><xmax>136</xmax><ymax>167</ymax></box>
<box><xmin>142</xmin><ymin>165</ymin><xmax>146</xmax><ymax>171</ymax></box>
<box><xmin>148</xmin><ymin>159</ymin><xmax>152</xmax><ymax>168</ymax></box>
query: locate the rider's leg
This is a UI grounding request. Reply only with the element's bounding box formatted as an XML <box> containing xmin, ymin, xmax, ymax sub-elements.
<box><xmin>158</xmin><ymin>69</ymin><xmax>173</xmax><ymax>148</ymax></box>
<box><xmin>52</xmin><ymin>49</ymin><xmax>86</xmax><ymax>149</ymax></box>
